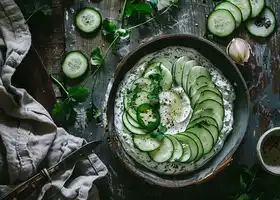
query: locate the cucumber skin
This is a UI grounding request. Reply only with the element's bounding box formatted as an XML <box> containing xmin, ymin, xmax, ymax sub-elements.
<box><xmin>75</xmin><ymin>7</ymin><xmax>102</xmax><ymax>35</ymax></box>
<box><xmin>61</xmin><ymin>50</ymin><xmax>89</xmax><ymax>79</ymax></box>
<box><xmin>207</xmin><ymin>9</ymin><xmax>236</xmax><ymax>37</ymax></box>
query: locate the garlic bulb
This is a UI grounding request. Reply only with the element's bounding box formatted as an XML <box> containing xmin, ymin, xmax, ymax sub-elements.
<box><xmin>226</xmin><ymin>38</ymin><xmax>251</xmax><ymax>65</ymax></box>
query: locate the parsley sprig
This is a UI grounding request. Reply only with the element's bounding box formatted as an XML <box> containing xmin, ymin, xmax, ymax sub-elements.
<box><xmin>51</xmin><ymin>76</ymin><xmax>100</xmax><ymax>125</ymax></box>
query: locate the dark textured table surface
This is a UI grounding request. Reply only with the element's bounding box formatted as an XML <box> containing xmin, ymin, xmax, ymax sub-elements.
<box><xmin>20</xmin><ymin>0</ymin><xmax>280</xmax><ymax>199</ymax></box>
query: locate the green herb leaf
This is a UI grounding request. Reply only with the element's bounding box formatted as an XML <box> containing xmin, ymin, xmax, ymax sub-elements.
<box><xmin>68</xmin><ymin>87</ymin><xmax>89</xmax><ymax>103</ymax></box>
<box><xmin>86</xmin><ymin>104</ymin><xmax>101</xmax><ymax>122</ymax></box>
<box><xmin>51</xmin><ymin>102</ymin><xmax>71</xmax><ymax>121</ymax></box>
<box><xmin>125</xmin><ymin>2</ymin><xmax>153</xmax><ymax>18</ymax></box>
<box><xmin>240</xmin><ymin>175</ymin><xmax>247</xmax><ymax>190</ymax></box>
<box><xmin>102</xmin><ymin>19</ymin><xmax>117</xmax><ymax>37</ymax></box>
<box><xmin>90</xmin><ymin>47</ymin><xmax>104</xmax><ymax>68</ymax></box>
<box><xmin>150</xmin><ymin>130</ymin><xmax>165</xmax><ymax>140</ymax></box>
<box><xmin>158</xmin><ymin>124</ymin><xmax>167</xmax><ymax>133</ymax></box>
<box><xmin>40</xmin><ymin>5</ymin><xmax>52</xmax><ymax>16</ymax></box>
<box><xmin>116</xmin><ymin>28</ymin><xmax>131</xmax><ymax>40</ymax></box>
<box><xmin>147</xmin><ymin>0</ymin><xmax>159</xmax><ymax>8</ymax></box>
<box><xmin>236</xmin><ymin>193</ymin><xmax>249</xmax><ymax>200</ymax></box>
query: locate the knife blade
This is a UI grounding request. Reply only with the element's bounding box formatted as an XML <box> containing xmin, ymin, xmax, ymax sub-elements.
<box><xmin>0</xmin><ymin>140</ymin><xmax>102</xmax><ymax>200</ymax></box>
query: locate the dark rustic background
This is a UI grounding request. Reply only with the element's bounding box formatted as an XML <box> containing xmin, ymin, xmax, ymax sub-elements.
<box><xmin>14</xmin><ymin>0</ymin><xmax>280</xmax><ymax>199</ymax></box>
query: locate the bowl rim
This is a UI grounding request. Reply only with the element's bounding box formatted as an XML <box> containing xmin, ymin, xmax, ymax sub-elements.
<box><xmin>104</xmin><ymin>33</ymin><xmax>250</xmax><ymax>187</ymax></box>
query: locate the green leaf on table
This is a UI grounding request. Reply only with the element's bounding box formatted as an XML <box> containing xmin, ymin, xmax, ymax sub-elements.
<box><xmin>40</xmin><ymin>5</ymin><xmax>52</xmax><ymax>16</ymax></box>
<box><xmin>147</xmin><ymin>0</ymin><xmax>159</xmax><ymax>8</ymax></box>
<box><xmin>86</xmin><ymin>104</ymin><xmax>101</xmax><ymax>122</ymax></box>
<box><xmin>90</xmin><ymin>47</ymin><xmax>104</xmax><ymax>68</ymax></box>
<box><xmin>102</xmin><ymin>19</ymin><xmax>117</xmax><ymax>37</ymax></box>
<box><xmin>240</xmin><ymin>175</ymin><xmax>247</xmax><ymax>190</ymax></box>
<box><xmin>23</xmin><ymin>0</ymin><xmax>52</xmax><ymax>23</ymax></box>
<box><xmin>236</xmin><ymin>193</ymin><xmax>249</xmax><ymax>200</ymax></box>
<box><xmin>125</xmin><ymin>2</ymin><xmax>153</xmax><ymax>18</ymax></box>
<box><xmin>68</xmin><ymin>87</ymin><xmax>89</xmax><ymax>103</ymax></box>
<box><xmin>52</xmin><ymin>102</ymin><xmax>71</xmax><ymax>121</ymax></box>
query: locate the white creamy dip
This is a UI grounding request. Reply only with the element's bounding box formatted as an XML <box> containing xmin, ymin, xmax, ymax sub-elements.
<box><xmin>114</xmin><ymin>46</ymin><xmax>235</xmax><ymax>175</ymax></box>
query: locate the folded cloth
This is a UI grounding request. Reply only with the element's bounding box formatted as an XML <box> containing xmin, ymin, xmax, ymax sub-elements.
<box><xmin>0</xmin><ymin>0</ymin><xmax>108</xmax><ymax>199</ymax></box>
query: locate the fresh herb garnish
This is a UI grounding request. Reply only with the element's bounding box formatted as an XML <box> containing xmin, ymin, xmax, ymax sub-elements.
<box><xmin>125</xmin><ymin>2</ymin><xmax>153</xmax><ymax>18</ymax></box>
<box><xmin>150</xmin><ymin>124</ymin><xmax>167</xmax><ymax>140</ymax></box>
<box><xmin>90</xmin><ymin>47</ymin><xmax>104</xmax><ymax>68</ymax></box>
<box><xmin>21</xmin><ymin>0</ymin><xmax>52</xmax><ymax>23</ymax></box>
<box><xmin>50</xmin><ymin>76</ymin><xmax>100</xmax><ymax>125</ymax></box>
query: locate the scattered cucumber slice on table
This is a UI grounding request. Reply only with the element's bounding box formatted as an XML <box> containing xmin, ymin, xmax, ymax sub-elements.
<box><xmin>207</xmin><ymin>9</ymin><xmax>236</xmax><ymax>37</ymax></box>
<box><xmin>133</xmin><ymin>134</ymin><xmax>161</xmax><ymax>152</ymax></box>
<box><xmin>249</xmin><ymin>0</ymin><xmax>265</xmax><ymax>18</ymax></box>
<box><xmin>246</xmin><ymin>7</ymin><xmax>276</xmax><ymax>37</ymax></box>
<box><xmin>62</xmin><ymin>51</ymin><xmax>88</xmax><ymax>79</ymax></box>
<box><xmin>75</xmin><ymin>8</ymin><xmax>102</xmax><ymax>34</ymax></box>
<box><xmin>123</xmin><ymin>113</ymin><xmax>147</xmax><ymax>135</ymax></box>
<box><xmin>214</xmin><ymin>1</ymin><xmax>243</xmax><ymax>27</ymax></box>
<box><xmin>166</xmin><ymin>135</ymin><xmax>183</xmax><ymax>162</ymax></box>
<box><xmin>227</xmin><ymin>0</ymin><xmax>251</xmax><ymax>21</ymax></box>
<box><xmin>149</xmin><ymin>137</ymin><xmax>174</xmax><ymax>163</ymax></box>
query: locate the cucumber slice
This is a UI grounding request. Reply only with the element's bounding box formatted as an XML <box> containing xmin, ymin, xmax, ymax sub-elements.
<box><xmin>149</xmin><ymin>137</ymin><xmax>174</xmax><ymax>163</ymax></box>
<box><xmin>215</xmin><ymin>1</ymin><xmax>243</xmax><ymax>27</ymax></box>
<box><xmin>144</xmin><ymin>62</ymin><xmax>160</xmax><ymax>74</ymax></box>
<box><xmin>181</xmin><ymin>132</ymin><xmax>204</xmax><ymax>161</ymax></box>
<box><xmin>75</xmin><ymin>8</ymin><xmax>102</xmax><ymax>34</ymax></box>
<box><xmin>249</xmin><ymin>0</ymin><xmax>265</xmax><ymax>18</ymax></box>
<box><xmin>182</xmin><ymin>60</ymin><xmax>198</xmax><ymax>92</ymax></box>
<box><xmin>123</xmin><ymin>113</ymin><xmax>147</xmax><ymax>134</ymax></box>
<box><xmin>159</xmin><ymin>87</ymin><xmax>191</xmax><ymax>124</ymax></box>
<box><xmin>195</xmin><ymin>90</ymin><xmax>223</xmax><ymax>107</ymax></box>
<box><xmin>166</xmin><ymin>135</ymin><xmax>183</xmax><ymax>162</ymax></box>
<box><xmin>133</xmin><ymin>134</ymin><xmax>161</xmax><ymax>152</ymax></box>
<box><xmin>207</xmin><ymin>9</ymin><xmax>236</xmax><ymax>37</ymax></box>
<box><xmin>131</xmin><ymin>78</ymin><xmax>152</xmax><ymax>93</ymax></box>
<box><xmin>189</xmin><ymin>76</ymin><xmax>214</xmax><ymax>97</ymax></box>
<box><xmin>188</xmin><ymin>116</ymin><xmax>219</xmax><ymax>130</ymax></box>
<box><xmin>173</xmin><ymin>57</ymin><xmax>188</xmax><ymax>86</ymax></box>
<box><xmin>194</xmin><ymin>99</ymin><xmax>224</xmax><ymax>121</ymax></box>
<box><xmin>228</xmin><ymin>0</ymin><xmax>251</xmax><ymax>21</ymax></box>
<box><xmin>150</xmin><ymin>57</ymin><xmax>173</xmax><ymax>72</ymax></box>
<box><xmin>187</xmin><ymin>126</ymin><xmax>214</xmax><ymax>154</ymax></box>
<box><xmin>246</xmin><ymin>7</ymin><xmax>276</xmax><ymax>38</ymax></box>
<box><xmin>144</xmin><ymin>64</ymin><xmax>172</xmax><ymax>90</ymax></box>
<box><xmin>201</xmin><ymin>123</ymin><xmax>219</xmax><ymax>144</ymax></box>
<box><xmin>62</xmin><ymin>51</ymin><xmax>88</xmax><ymax>79</ymax></box>
<box><xmin>192</xmin><ymin>108</ymin><xmax>223</xmax><ymax>131</ymax></box>
<box><xmin>126</xmin><ymin>112</ymin><xmax>141</xmax><ymax>128</ymax></box>
<box><xmin>173</xmin><ymin>134</ymin><xmax>194</xmax><ymax>162</ymax></box>
<box><xmin>187</xmin><ymin>66</ymin><xmax>210</xmax><ymax>93</ymax></box>
<box><xmin>191</xmin><ymin>85</ymin><xmax>222</xmax><ymax>106</ymax></box>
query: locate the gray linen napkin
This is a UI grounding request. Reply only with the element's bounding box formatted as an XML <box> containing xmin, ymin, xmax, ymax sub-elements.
<box><xmin>0</xmin><ymin>0</ymin><xmax>108</xmax><ymax>199</ymax></box>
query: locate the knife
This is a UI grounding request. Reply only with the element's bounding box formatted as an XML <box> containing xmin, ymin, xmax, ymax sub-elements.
<box><xmin>0</xmin><ymin>140</ymin><xmax>102</xmax><ymax>200</ymax></box>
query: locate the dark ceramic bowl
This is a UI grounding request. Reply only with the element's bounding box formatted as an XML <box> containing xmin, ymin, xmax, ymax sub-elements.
<box><xmin>105</xmin><ymin>34</ymin><xmax>250</xmax><ymax>187</ymax></box>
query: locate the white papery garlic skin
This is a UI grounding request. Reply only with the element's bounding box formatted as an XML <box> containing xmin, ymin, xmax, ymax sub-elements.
<box><xmin>226</xmin><ymin>38</ymin><xmax>251</xmax><ymax>65</ymax></box>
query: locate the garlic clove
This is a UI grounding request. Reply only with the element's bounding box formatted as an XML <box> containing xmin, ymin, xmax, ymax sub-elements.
<box><xmin>226</xmin><ymin>38</ymin><xmax>251</xmax><ymax>65</ymax></box>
